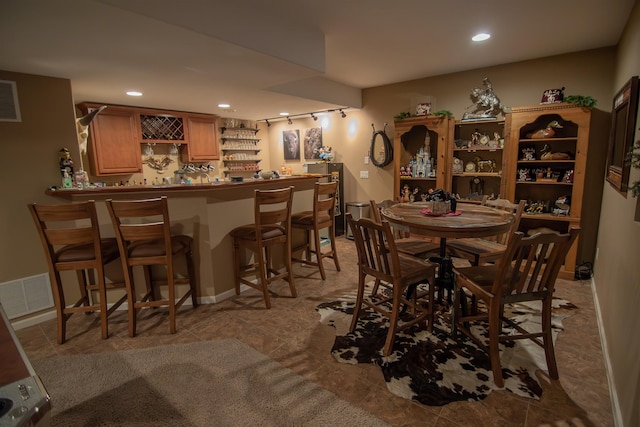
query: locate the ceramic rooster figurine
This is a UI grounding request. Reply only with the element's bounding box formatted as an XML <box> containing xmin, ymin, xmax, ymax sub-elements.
<box><xmin>526</xmin><ymin>120</ymin><xmax>563</xmax><ymax>139</ymax></box>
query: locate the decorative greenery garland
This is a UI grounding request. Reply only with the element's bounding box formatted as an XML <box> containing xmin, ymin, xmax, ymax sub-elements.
<box><xmin>563</xmin><ymin>95</ymin><xmax>597</xmax><ymax>108</ymax></box>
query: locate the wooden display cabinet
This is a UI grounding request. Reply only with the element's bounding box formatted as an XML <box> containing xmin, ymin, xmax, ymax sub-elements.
<box><xmin>450</xmin><ymin>118</ymin><xmax>509</xmax><ymax>202</ymax></box>
<box><xmin>504</xmin><ymin>103</ymin><xmax>610</xmax><ymax>279</ymax></box>
<box><xmin>393</xmin><ymin>116</ymin><xmax>453</xmax><ymax>202</ymax></box>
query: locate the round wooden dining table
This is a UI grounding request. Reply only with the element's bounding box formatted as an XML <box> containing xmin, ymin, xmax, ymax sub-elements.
<box><xmin>380</xmin><ymin>202</ymin><xmax>515</xmax><ymax>298</ymax></box>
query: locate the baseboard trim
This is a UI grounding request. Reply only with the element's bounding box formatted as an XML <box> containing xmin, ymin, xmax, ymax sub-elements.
<box><xmin>591</xmin><ymin>277</ymin><xmax>623</xmax><ymax>427</ymax></box>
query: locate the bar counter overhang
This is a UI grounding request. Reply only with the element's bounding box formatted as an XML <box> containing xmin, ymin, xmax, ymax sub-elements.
<box><xmin>45</xmin><ymin>175</ymin><xmax>321</xmax><ymax>303</ymax></box>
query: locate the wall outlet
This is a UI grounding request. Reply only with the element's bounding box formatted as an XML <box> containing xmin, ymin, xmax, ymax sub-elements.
<box><xmin>364</xmin><ymin>156</ymin><xmax>370</xmax><ymax>164</ymax></box>
<box><xmin>360</xmin><ymin>171</ymin><xmax>369</xmax><ymax>179</ymax></box>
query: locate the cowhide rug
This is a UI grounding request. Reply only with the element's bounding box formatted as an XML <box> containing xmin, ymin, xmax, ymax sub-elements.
<box><xmin>316</xmin><ymin>284</ymin><xmax>576</xmax><ymax>406</ymax></box>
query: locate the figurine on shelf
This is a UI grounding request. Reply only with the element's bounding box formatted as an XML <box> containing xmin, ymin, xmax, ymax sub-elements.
<box><xmin>540</xmin><ymin>143</ymin><xmax>571</xmax><ymax>160</ymax></box>
<box><xmin>554</xmin><ymin>195</ymin><xmax>571</xmax><ymax>215</ymax></box>
<box><xmin>521</xmin><ymin>147</ymin><xmax>536</xmax><ymax>161</ymax></box>
<box><xmin>475</xmin><ymin>157</ymin><xmax>496</xmax><ymax>172</ymax></box>
<box><xmin>526</xmin><ymin>120</ymin><xmax>563</xmax><ymax>139</ymax></box>
<box><xmin>401</xmin><ymin>184</ymin><xmax>412</xmax><ymax>202</ymax></box>
<box><xmin>59</xmin><ymin>147</ymin><xmax>74</xmax><ymax>178</ymax></box>
<box><xmin>562</xmin><ymin>169</ymin><xmax>574</xmax><ymax>183</ymax></box>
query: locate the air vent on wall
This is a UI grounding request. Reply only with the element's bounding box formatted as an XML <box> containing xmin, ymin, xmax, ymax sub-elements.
<box><xmin>0</xmin><ymin>80</ymin><xmax>21</xmax><ymax>122</ymax></box>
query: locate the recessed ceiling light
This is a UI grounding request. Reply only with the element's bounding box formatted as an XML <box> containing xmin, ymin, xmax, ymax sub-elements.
<box><xmin>218</xmin><ymin>103</ymin><xmax>230</xmax><ymax>108</ymax></box>
<box><xmin>279</xmin><ymin>112</ymin><xmax>289</xmax><ymax>116</ymax></box>
<box><xmin>126</xmin><ymin>91</ymin><xmax>143</xmax><ymax>97</ymax></box>
<box><xmin>472</xmin><ymin>33</ymin><xmax>491</xmax><ymax>42</ymax></box>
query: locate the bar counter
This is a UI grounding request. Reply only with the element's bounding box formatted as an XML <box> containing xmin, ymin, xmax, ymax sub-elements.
<box><xmin>46</xmin><ymin>175</ymin><xmax>321</xmax><ymax>303</ymax></box>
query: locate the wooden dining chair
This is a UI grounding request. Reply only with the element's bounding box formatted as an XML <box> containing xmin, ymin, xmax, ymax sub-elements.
<box><xmin>451</xmin><ymin>227</ymin><xmax>580</xmax><ymax>387</ymax></box>
<box><xmin>28</xmin><ymin>200</ymin><xmax>128</xmax><ymax>344</ymax></box>
<box><xmin>368</xmin><ymin>200</ymin><xmax>440</xmax><ymax>296</ymax></box>
<box><xmin>347</xmin><ymin>213</ymin><xmax>438</xmax><ymax>356</ymax></box>
<box><xmin>230</xmin><ymin>187</ymin><xmax>296</xmax><ymax>309</ymax></box>
<box><xmin>446</xmin><ymin>198</ymin><xmax>526</xmax><ymax>266</ymax></box>
<box><xmin>106</xmin><ymin>196</ymin><xmax>198</xmax><ymax>337</ymax></box>
<box><xmin>291</xmin><ymin>181</ymin><xmax>341</xmax><ymax>280</ymax></box>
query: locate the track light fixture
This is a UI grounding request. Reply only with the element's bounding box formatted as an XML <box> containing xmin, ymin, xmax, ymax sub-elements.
<box><xmin>258</xmin><ymin>107</ymin><xmax>349</xmax><ymax>125</ymax></box>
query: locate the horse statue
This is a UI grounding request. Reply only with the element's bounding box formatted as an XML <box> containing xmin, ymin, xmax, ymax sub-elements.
<box><xmin>463</xmin><ymin>78</ymin><xmax>505</xmax><ymax>120</ymax></box>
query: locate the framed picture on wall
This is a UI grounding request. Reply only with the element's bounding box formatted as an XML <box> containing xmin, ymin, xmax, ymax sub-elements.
<box><xmin>283</xmin><ymin>129</ymin><xmax>300</xmax><ymax>160</ymax></box>
<box><xmin>303</xmin><ymin>127</ymin><xmax>322</xmax><ymax>159</ymax></box>
<box><xmin>606</xmin><ymin>76</ymin><xmax>639</xmax><ymax>195</ymax></box>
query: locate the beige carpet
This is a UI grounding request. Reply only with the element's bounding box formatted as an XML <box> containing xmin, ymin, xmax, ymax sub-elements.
<box><xmin>33</xmin><ymin>339</ymin><xmax>388</xmax><ymax>426</ymax></box>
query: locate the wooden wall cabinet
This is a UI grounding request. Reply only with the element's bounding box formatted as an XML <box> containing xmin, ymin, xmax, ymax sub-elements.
<box><xmin>504</xmin><ymin>103</ymin><xmax>610</xmax><ymax>279</ymax></box>
<box><xmin>78</xmin><ymin>103</ymin><xmax>142</xmax><ymax>175</ymax></box>
<box><xmin>78</xmin><ymin>103</ymin><xmax>220</xmax><ymax>175</ymax></box>
<box><xmin>393</xmin><ymin>116</ymin><xmax>453</xmax><ymax>201</ymax></box>
<box><xmin>181</xmin><ymin>115</ymin><xmax>220</xmax><ymax>162</ymax></box>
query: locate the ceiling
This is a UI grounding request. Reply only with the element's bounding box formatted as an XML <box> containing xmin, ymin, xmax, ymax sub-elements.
<box><xmin>0</xmin><ymin>0</ymin><xmax>635</xmax><ymax>121</ymax></box>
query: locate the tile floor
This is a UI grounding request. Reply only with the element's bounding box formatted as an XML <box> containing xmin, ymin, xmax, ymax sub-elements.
<box><xmin>15</xmin><ymin>236</ymin><xmax>613</xmax><ymax>426</ymax></box>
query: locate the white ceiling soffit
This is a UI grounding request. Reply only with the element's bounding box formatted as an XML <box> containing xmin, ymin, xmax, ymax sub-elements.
<box><xmin>97</xmin><ymin>0</ymin><xmax>362</xmax><ymax>109</ymax></box>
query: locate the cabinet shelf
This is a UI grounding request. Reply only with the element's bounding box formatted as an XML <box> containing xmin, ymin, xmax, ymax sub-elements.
<box><xmin>221</xmin><ymin>138</ymin><xmax>260</xmax><ymax>143</ymax></box>
<box><xmin>518</xmin><ymin>137</ymin><xmax>577</xmax><ymax>143</ymax></box>
<box><xmin>399</xmin><ymin>176</ymin><xmax>436</xmax><ymax>181</ymax></box>
<box><xmin>453</xmin><ymin>147</ymin><xmax>502</xmax><ymax>153</ymax></box>
<box><xmin>223</xmin><ymin>159</ymin><xmax>260</xmax><ymax>162</ymax></box>
<box><xmin>521</xmin><ymin>213</ymin><xmax>575</xmax><ymax>222</ymax></box>
<box><xmin>220</xmin><ymin>127</ymin><xmax>259</xmax><ymax>134</ymax></box>
<box><xmin>517</xmin><ymin>160</ymin><xmax>575</xmax><ymax>164</ymax></box>
<box><xmin>516</xmin><ymin>181</ymin><xmax>573</xmax><ymax>186</ymax></box>
<box><xmin>453</xmin><ymin>172</ymin><xmax>501</xmax><ymax>177</ymax></box>
<box><xmin>221</xmin><ymin>147</ymin><xmax>261</xmax><ymax>152</ymax></box>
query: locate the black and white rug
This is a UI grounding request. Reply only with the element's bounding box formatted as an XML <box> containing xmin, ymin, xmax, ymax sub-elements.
<box><xmin>316</xmin><ymin>285</ymin><xmax>576</xmax><ymax>406</ymax></box>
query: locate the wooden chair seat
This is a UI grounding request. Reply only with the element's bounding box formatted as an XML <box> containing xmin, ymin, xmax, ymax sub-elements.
<box><xmin>447</xmin><ymin>198</ymin><xmax>526</xmax><ymax>266</ymax></box>
<box><xmin>452</xmin><ymin>228</ymin><xmax>580</xmax><ymax>387</ymax></box>
<box><xmin>291</xmin><ymin>182</ymin><xmax>340</xmax><ymax>280</ymax></box>
<box><xmin>29</xmin><ymin>200</ymin><xmax>128</xmax><ymax>344</ymax></box>
<box><xmin>106</xmin><ymin>196</ymin><xmax>198</xmax><ymax>337</ymax></box>
<box><xmin>231</xmin><ymin>187</ymin><xmax>296</xmax><ymax>309</ymax></box>
<box><xmin>347</xmin><ymin>213</ymin><xmax>437</xmax><ymax>356</ymax></box>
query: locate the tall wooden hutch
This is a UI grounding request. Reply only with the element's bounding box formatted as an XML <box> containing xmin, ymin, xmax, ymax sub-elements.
<box><xmin>504</xmin><ymin>103</ymin><xmax>610</xmax><ymax>279</ymax></box>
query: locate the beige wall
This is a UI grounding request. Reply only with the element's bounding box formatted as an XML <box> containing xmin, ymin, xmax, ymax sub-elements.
<box><xmin>0</xmin><ymin>71</ymin><xmax>79</xmax><ymax>282</ymax></box>
<box><xmin>595</xmin><ymin>1</ymin><xmax>640</xmax><ymax>426</ymax></box>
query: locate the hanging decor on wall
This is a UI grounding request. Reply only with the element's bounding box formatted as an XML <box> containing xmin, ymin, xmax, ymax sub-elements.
<box><xmin>303</xmin><ymin>127</ymin><xmax>323</xmax><ymax>159</ymax></box>
<box><xmin>282</xmin><ymin>129</ymin><xmax>300</xmax><ymax>160</ymax></box>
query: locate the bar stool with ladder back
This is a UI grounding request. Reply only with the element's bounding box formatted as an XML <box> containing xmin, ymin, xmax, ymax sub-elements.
<box><xmin>291</xmin><ymin>181</ymin><xmax>341</xmax><ymax>280</ymax></box>
<box><xmin>105</xmin><ymin>196</ymin><xmax>197</xmax><ymax>337</ymax></box>
<box><xmin>28</xmin><ymin>200</ymin><xmax>128</xmax><ymax>344</ymax></box>
<box><xmin>230</xmin><ymin>186</ymin><xmax>296</xmax><ymax>309</ymax></box>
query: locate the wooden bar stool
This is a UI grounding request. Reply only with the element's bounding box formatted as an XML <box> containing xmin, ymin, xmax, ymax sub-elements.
<box><xmin>291</xmin><ymin>181</ymin><xmax>341</xmax><ymax>280</ymax></box>
<box><xmin>230</xmin><ymin>187</ymin><xmax>295</xmax><ymax>309</ymax></box>
<box><xmin>28</xmin><ymin>200</ymin><xmax>128</xmax><ymax>344</ymax></box>
<box><xmin>106</xmin><ymin>196</ymin><xmax>197</xmax><ymax>337</ymax></box>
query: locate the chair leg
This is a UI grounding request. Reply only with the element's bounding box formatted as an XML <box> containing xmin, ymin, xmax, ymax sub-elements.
<box><xmin>98</xmin><ymin>270</ymin><xmax>109</xmax><ymax>340</ymax></box>
<box><xmin>257</xmin><ymin>246</ymin><xmax>271</xmax><ymax>309</ymax></box>
<box><xmin>383</xmin><ymin>287</ymin><xmax>403</xmax><ymax>356</ymax></box>
<box><xmin>488</xmin><ymin>300</ymin><xmax>504</xmax><ymax>387</ymax></box>
<box><xmin>349</xmin><ymin>273</ymin><xmax>366</xmax><ymax>333</ymax></box>
<box><xmin>313</xmin><ymin>228</ymin><xmax>327</xmax><ymax>280</ymax></box>
<box><xmin>284</xmin><ymin>240</ymin><xmax>297</xmax><ymax>298</ymax></box>
<box><xmin>76</xmin><ymin>269</ymin><xmax>90</xmax><ymax>308</ymax></box>
<box><xmin>143</xmin><ymin>265</ymin><xmax>156</xmax><ymax>301</ymax></box>
<box><xmin>329</xmin><ymin>226</ymin><xmax>340</xmax><ymax>272</ymax></box>
<box><xmin>124</xmin><ymin>266</ymin><xmax>137</xmax><ymax>338</ymax></box>
<box><xmin>232</xmin><ymin>239</ymin><xmax>242</xmax><ymax>296</ymax></box>
<box><xmin>51</xmin><ymin>271</ymin><xmax>67</xmax><ymax>345</ymax></box>
<box><xmin>168</xmin><ymin>274</ymin><xmax>176</xmax><ymax>334</ymax></box>
<box><xmin>542</xmin><ymin>296</ymin><xmax>559</xmax><ymax>379</ymax></box>
<box><xmin>186</xmin><ymin>248</ymin><xmax>198</xmax><ymax>308</ymax></box>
